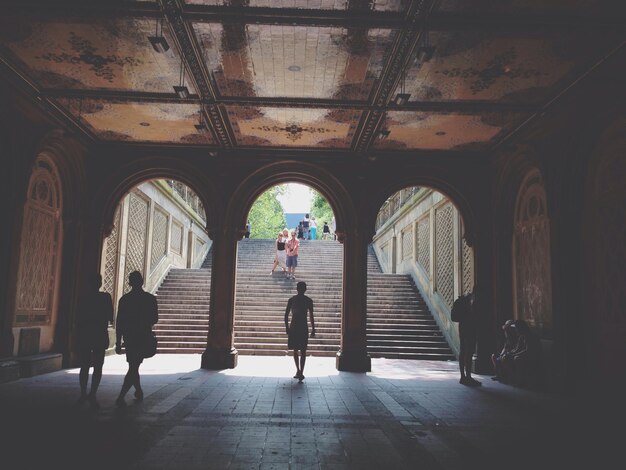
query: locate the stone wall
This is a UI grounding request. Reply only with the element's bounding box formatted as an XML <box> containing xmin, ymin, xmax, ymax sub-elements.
<box><xmin>372</xmin><ymin>188</ymin><xmax>474</xmax><ymax>356</ymax></box>
<box><xmin>101</xmin><ymin>180</ymin><xmax>211</xmax><ymax>312</ymax></box>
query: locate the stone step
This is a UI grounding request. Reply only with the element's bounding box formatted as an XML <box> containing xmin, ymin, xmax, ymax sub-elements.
<box><xmin>367</xmin><ymin>332</ymin><xmax>445</xmax><ymax>340</ymax></box>
<box><xmin>153</xmin><ymin>240</ymin><xmax>453</xmax><ymax>359</ymax></box>
<box><xmin>154</xmin><ymin>324</ymin><xmax>208</xmax><ymax>331</ymax></box>
<box><xmin>234</xmin><ymin>342</ymin><xmax>339</xmax><ymax>352</ymax></box>
<box><xmin>367</xmin><ymin>339</ymin><xmax>448</xmax><ymax>347</ymax></box>
<box><xmin>368</xmin><ymin>351</ymin><xmax>456</xmax><ymax>360</ymax></box>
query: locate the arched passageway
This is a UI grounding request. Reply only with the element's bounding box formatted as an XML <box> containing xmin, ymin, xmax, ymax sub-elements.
<box><xmin>11</xmin><ymin>154</ymin><xmax>64</xmax><ymax>357</ymax></box>
<box><xmin>369</xmin><ymin>186</ymin><xmax>474</xmax><ymax>361</ymax></box>
<box><xmin>232</xmin><ymin>183</ymin><xmax>343</xmax><ymax>358</ymax></box>
<box><xmin>100</xmin><ymin>178</ymin><xmax>212</xmax><ymax>355</ymax></box>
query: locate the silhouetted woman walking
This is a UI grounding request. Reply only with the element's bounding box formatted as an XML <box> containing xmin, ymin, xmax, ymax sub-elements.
<box><xmin>76</xmin><ymin>273</ymin><xmax>113</xmax><ymax>409</ymax></box>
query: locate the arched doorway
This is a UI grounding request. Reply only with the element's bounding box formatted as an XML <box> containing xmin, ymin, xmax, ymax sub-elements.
<box><xmin>512</xmin><ymin>169</ymin><xmax>553</xmax><ymax>339</ymax></box>
<box><xmin>12</xmin><ymin>154</ymin><xmax>64</xmax><ymax>356</ymax></box>
<box><xmin>583</xmin><ymin>118</ymin><xmax>626</xmax><ymax>386</ymax></box>
<box><xmin>369</xmin><ymin>186</ymin><xmax>474</xmax><ymax>360</ymax></box>
<box><xmin>233</xmin><ymin>183</ymin><xmax>343</xmax><ymax>357</ymax></box>
<box><xmin>100</xmin><ymin>178</ymin><xmax>211</xmax><ymax>354</ymax></box>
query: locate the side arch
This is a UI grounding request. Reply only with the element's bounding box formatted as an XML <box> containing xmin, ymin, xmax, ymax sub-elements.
<box><xmin>582</xmin><ymin>117</ymin><xmax>626</xmax><ymax>387</ymax></box>
<box><xmin>94</xmin><ymin>156</ymin><xmax>219</xmax><ymax>238</ymax></box>
<box><xmin>512</xmin><ymin>167</ymin><xmax>553</xmax><ymax>338</ymax></box>
<box><xmin>366</xmin><ymin>175</ymin><xmax>477</xmax><ymax>247</ymax></box>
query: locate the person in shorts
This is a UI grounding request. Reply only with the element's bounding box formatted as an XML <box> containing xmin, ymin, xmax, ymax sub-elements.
<box><xmin>285</xmin><ymin>281</ymin><xmax>315</xmax><ymax>381</ymax></box>
<box><xmin>285</xmin><ymin>230</ymin><xmax>300</xmax><ymax>280</ymax></box>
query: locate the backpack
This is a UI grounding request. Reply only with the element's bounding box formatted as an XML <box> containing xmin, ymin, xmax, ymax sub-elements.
<box><xmin>451</xmin><ymin>295</ymin><xmax>468</xmax><ymax>322</ymax></box>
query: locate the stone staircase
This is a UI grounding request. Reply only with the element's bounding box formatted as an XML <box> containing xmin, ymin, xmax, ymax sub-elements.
<box><xmin>154</xmin><ymin>239</ymin><xmax>454</xmax><ymax>360</ymax></box>
<box><xmin>366</xmin><ymin>246</ymin><xmax>455</xmax><ymax>360</ymax></box>
<box><xmin>233</xmin><ymin>239</ymin><xmax>343</xmax><ymax>357</ymax></box>
<box><xmin>153</xmin><ymin>254</ymin><xmax>212</xmax><ymax>353</ymax></box>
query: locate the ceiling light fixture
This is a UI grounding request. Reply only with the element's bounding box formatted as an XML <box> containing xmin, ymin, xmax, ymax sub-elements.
<box><xmin>148</xmin><ymin>18</ymin><xmax>170</xmax><ymax>53</ymax></box>
<box><xmin>194</xmin><ymin>107</ymin><xmax>207</xmax><ymax>133</ymax></box>
<box><xmin>173</xmin><ymin>58</ymin><xmax>189</xmax><ymax>99</ymax></box>
<box><xmin>393</xmin><ymin>65</ymin><xmax>410</xmax><ymax>106</ymax></box>
<box><xmin>416</xmin><ymin>31</ymin><xmax>436</xmax><ymax>63</ymax></box>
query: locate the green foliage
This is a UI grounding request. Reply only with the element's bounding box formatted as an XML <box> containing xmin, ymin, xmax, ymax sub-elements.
<box><xmin>310</xmin><ymin>191</ymin><xmax>335</xmax><ymax>239</ymax></box>
<box><xmin>248</xmin><ymin>186</ymin><xmax>287</xmax><ymax>239</ymax></box>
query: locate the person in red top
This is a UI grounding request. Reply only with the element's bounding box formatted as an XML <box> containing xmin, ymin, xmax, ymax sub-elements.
<box><xmin>285</xmin><ymin>230</ymin><xmax>300</xmax><ymax>280</ymax></box>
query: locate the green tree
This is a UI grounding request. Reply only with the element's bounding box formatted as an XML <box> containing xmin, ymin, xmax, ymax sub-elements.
<box><xmin>247</xmin><ymin>186</ymin><xmax>287</xmax><ymax>239</ymax></box>
<box><xmin>310</xmin><ymin>191</ymin><xmax>335</xmax><ymax>239</ymax></box>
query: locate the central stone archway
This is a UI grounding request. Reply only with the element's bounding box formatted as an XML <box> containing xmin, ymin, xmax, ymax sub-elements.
<box><xmin>202</xmin><ymin>161</ymin><xmax>373</xmax><ymax>371</ymax></box>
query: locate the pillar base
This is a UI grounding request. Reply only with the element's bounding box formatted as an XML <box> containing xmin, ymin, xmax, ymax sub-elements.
<box><xmin>201</xmin><ymin>347</ymin><xmax>238</xmax><ymax>370</ymax></box>
<box><xmin>336</xmin><ymin>349</ymin><xmax>371</xmax><ymax>372</ymax></box>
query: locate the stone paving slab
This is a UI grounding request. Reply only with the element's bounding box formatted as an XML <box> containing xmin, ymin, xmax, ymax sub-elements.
<box><xmin>0</xmin><ymin>355</ymin><xmax>618</xmax><ymax>470</ymax></box>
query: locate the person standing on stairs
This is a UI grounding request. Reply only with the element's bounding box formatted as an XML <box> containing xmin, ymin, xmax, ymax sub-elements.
<box><xmin>285</xmin><ymin>230</ymin><xmax>300</xmax><ymax>280</ymax></box>
<box><xmin>270</xmin><ymin>231</ymin><xmax>287</xmax><ymax>275</ymax></box>
<box><xmin>285</xmin><ymin>281</ymin><xmax>315</xmax><ymax>382</ymax></box>
<box><xmin>302</xmin><ymin>213</ymin><xmax>310</xmax><ymax>240</ymax></box>
<box><xmin>309</xmin><ymin>217</ymin><xmax>317</xmax><ymax>240</ymax></box>
<box><xmin>322</xmin><ymin>221</ymin><xmax>330</xmax><ymax>240</ymax></box>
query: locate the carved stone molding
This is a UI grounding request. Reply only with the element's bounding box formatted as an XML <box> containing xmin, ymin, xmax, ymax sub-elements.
<box><xmin>161</xmin><ymin>0</ymin><xmax>232</xmax><ymax>148</ymax></box>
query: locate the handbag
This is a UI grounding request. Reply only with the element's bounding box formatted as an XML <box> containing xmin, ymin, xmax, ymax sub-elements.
<box><xmin>143</xmin><ymin>330</ymin><xmax>157</xmax><ymax>358</ymax></box>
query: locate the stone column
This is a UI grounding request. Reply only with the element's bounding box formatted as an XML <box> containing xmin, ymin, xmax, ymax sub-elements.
<box><xmin>201</xmin><ymin>227</ymin><xmax>240</xmax><ymax>369</ymax></box>
<box><xmin>471</xmin><ymin>227</ymin><xmax>496</xmax><ymax>375</ymax></box>
<box><xmin>336</xmin><ymin>227</ymin><xmax>371</xmax><ymax>372</ymax></box>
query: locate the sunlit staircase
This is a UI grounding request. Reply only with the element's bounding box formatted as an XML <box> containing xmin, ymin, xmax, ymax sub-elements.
<box><xmin>154</xmin><ymin>240</ymin><xmax>454</xmax><ymax>360</ymax></box>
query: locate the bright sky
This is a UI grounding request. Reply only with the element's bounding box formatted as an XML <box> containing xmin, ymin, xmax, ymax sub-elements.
<box><xmin>276</xmin><ymin>183</ymin><xmax>312</xmax><ymax>213</ymax></box>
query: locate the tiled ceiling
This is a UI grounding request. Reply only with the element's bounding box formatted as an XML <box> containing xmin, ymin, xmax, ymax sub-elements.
<box><xmin>0</xmin><ymin>0</ymin><xmax>623</xmax><ymax>153</ymax></box>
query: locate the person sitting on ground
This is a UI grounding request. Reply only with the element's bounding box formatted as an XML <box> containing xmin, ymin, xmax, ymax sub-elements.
<box><xmin>285</xmin><ymin>281</ymin><xmax>315</xmax><ymax>382</ymax></box>
<box><xmin>509</xmin><ymin>319</ymin><xmax>541</xmax><ymax>388</ymax></box>
<box><xmin>491</xmin><ymin>319</ymin><xmax>517</xmax><ymax>383</ymax></box>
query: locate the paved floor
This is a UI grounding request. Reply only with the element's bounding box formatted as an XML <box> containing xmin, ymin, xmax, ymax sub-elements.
<box><xmin>0</xmin><ymin>355</ymin><xmax>617</xmax><ymax>470</ymax></box>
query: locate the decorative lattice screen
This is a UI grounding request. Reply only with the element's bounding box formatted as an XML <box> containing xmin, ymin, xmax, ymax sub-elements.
<box><xmin>123</xmin><ymin>192</ymin><xmax>149</xmax><ymax>292</ymax></box>
<box><xmin>462</xmin><ymin>237</ymin><xmax>474</xmax><ymax>295</ymax></box>
<box><xmin>380</xmin><ymin>242</ymin><xmax>389</xmax><ymax>270</ymax></box>
<box><xmin>514</xmin><ymin>171</ymin><xmax>552</xmax><ymax>332</ymax></box>
<box><xmin>417</xmin><ymin>215</ymin><xmax>430</xmax><ymax>276</ymax></box>
<box><xmin>435</xmin><ymin>203</ymin><xmax>454</xmax><ymax>308</ymax></box>
<box><xmin>401</xmin><ymin>227</ymin><xmax>413</xmax><ymax>259</ymax></box>
<box><xmin>16</xmin><ymin>208</ymin><xmax>56</xmax><ymax>315</ymax></box>
<box><xmin>150</xmin><ymin>207</ymin><xmax>168</xmax><ymax>271</ymax></box>
<box><xmin>15</xmin><ymin>160</ymin><xmax>60</xmax><ymax>324</ymax></box>
<box><xmin>194</xmin><ymin>237</ymin><xmax>205</xmax><ymax>264</ymax></box>
<box><xmin>102</xmin><ymin>206</ymin><xmax>121</xmax><ymax>298</ymax></box>
<box><xmin>170</xmin><ymin>218</ymin><xmax>183</xmax><ymax>254</ymax></box>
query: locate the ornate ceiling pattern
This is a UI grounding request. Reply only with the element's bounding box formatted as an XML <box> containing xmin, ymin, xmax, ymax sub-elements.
<box><xmin>0</xmin><ymin>0</ymin><xmax>623</xmax><ymax>153</ymax></box>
